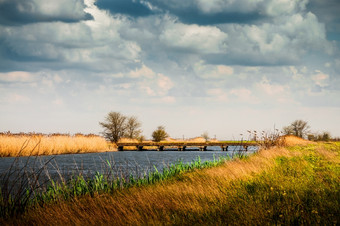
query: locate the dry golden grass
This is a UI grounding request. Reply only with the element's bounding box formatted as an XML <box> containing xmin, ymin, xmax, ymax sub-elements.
<box><xmin>0</xmin><ymin>134</ymin><xmax>110</xmax><ymax>157</ymax></box>
<box><xmin>3</xmin><ymin>142</ymin><xmax>339</xmax><ymax>225</ymax></box>
<box><xmin>183</xmin><ymin>137</ymin><xmax>207</xmax><ymax>143</ymax></box>
<box><xmin>116</xmin><ymin>138</ymin><xmax>139</xmax><ymax>150</ymax></box>
<box><xmin>282</xmin><ymin>135</ymin><xmax>313</xmax><ymax>146</ymax></box>
<box><xmin>162</xmin><ymin>137</ymin><xmax>208</xmax><ymax>143</ymax></box>
<box><xmin>11</xmin><ymin>146</ymin><xmax>296</xmax><ymax>225</ymax></box>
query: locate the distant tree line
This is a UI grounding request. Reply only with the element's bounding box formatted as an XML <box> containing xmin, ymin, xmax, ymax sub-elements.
<box><xmin>100</xmin><ymin>113</ymin><xmax>337</xmax><ymax>144</ymax></box>
<box><xmin>282</xmin><ymin>119</ymin><xmax>333</xmax><ymax>141</ymax></box>
<box><xmin>99</xmin><ymin>111</ymin><xmax>169</xmax><ymax>143</ymax></box>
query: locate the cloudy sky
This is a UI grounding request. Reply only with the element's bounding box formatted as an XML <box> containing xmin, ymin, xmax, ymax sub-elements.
<box><xmin>0</xmin><ymin>0</ymin><xmax>339</xmax><ymax>140</ymax></box>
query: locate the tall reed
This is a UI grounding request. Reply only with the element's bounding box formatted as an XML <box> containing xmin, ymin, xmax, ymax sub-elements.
<box><xmin>0</xmin><ymin>134</ymin><xmax>109</xmax><ymax>157</ymax></box>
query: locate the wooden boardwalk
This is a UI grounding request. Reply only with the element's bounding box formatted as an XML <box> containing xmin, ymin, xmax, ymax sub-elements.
<box><xmin>117</xmin><ymin>142</ymin><xmax>258</xmax><ymax>151</ymax></box>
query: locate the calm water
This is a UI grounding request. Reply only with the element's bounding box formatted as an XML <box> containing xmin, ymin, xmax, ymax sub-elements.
<box><xmin>0</xmin><ymin>146</ymin><xmax>257</xmax><ymax>185</ymax></box>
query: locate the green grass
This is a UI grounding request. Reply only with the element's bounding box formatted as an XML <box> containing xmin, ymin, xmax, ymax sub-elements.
<box><xmin>2</xmin><ymin>143</ymin><xmax>339</xmax><ymax>225</ymax></box>
<box><xmin>37</xmin><ymin>155</ymin><xmax>232</xmax><ymax>200</ymax></box>
<box><xmin>0</xmin><ymin>154</ymin><xmax>234</xmax><ymax>219</ymax></box>
<box><xmin>169</xmin><ymin>143</ymin><xmax>340</xmax><ymax>225</ymax></box>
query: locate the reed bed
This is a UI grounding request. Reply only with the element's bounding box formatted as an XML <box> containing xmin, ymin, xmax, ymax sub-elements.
<box><xmin>0</xmin><ymin>134</ymin><xmax>110</xmax><ymax>157</ymax></box>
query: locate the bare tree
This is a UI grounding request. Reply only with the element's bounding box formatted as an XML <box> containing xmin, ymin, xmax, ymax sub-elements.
<box><xmin>99</xmin><ymin>112</ymin><xmax>127</xmax><ymax>143</ymax></box>
<box><xmin>152</xmin><ymin>126</ymin><xmax>169</xmax><ymax>142</ymax></box>
<box><xmin>282</xmin><ymin>119</ymin><xmax>310</xmax><ymax>138</ymax></box>
<box><xmin>125</xmin><ymin>116</ymin><xmax>142</xmax><ymax>139</ymax></box>
<box><xmin>201</xmin><ymin>131</ymin><xmax>210</xmax><ymax>142</ymax></box>
<box><xmin>282</xmin><ymin>126</ymin><xmax>294</xmax><ymax>135</ymax></box>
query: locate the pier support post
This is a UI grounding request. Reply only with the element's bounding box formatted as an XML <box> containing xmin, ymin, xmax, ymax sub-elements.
<box><xmin>158</xmin><ymin>146</ymin><xmax>164</xmax><ymax>151</ymax></box>
<box><xmin>199</xmin><ymin>146</ymin><xmax>207</xmax><ymax>151</ymax></box>
<box><xmin>183</xmin><ymin>146</ymin><xmax>186</xmax><ymax>151</ymax></box>
<box><xmin>221</xmin><ymin>146</ymin><xmax>225</xmax><ymax>151</ymax></box>
<box><xmin>138</xmin><ymin>146</ymin><xmax>143</xmax><ymax>151</ymax></box>
<box><xmin>118</xmin><ymin>146</ymin><xmax>124</xmax><ymax>151</ymax></box>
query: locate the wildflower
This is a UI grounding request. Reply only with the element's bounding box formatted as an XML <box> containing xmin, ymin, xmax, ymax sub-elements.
<box><xmin>270</xmin><ymin>187</ymin><xmax>274</xmax><ymax>191</ymax></box>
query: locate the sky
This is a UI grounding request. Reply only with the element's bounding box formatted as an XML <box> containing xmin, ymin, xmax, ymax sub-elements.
<box><xmin>0</xmin><ymin>0</ymin><xmax>339</xmax><ymax>140</ymax></box>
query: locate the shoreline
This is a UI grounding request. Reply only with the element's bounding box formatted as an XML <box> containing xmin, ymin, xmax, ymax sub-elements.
<box><xmin>1</xmin><ymin>140</ymin><xmax>339</xmax><ymax>224</ymax></box>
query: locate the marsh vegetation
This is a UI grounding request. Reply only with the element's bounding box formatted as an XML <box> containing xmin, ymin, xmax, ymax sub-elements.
<box><xmin>0</xmin><ymin>136</ymin><xmax>339</xmax><ymax>225</ymax></box>
<box><xmin>0</xmin><ymin>132</ymin><xmax>109</xmax><ymax>157</ymax></box>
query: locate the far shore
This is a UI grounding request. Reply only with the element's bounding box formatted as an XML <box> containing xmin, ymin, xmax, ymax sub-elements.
<box><xmin>0</xmin><ymin>133</ymin><xmax>228</xmax><ymax>157</ymax></box>
<box><xmin>0</xmin><ymin>133</ymin><xmax>309</xmax><ymax>157</ymax></box>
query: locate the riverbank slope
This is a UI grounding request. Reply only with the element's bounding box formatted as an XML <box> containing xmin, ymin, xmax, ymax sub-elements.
<box><xmin>3</xmin><ymin>141</ymin><xmax>339</xmax><ymax>225</ymax></box>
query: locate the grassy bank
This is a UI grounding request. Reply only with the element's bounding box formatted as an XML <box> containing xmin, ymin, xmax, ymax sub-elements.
<box><xmin>0</xmin><ymin>133</ymin><xmax>110</xmax><ymax>157</ymax></box>
<box><xmin>2</xmin><ymin>140</ymin><xmax>339</xmax><ymax>225</ymax></box>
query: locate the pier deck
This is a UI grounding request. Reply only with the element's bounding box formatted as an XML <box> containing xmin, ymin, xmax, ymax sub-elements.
<box><xmin>116</xmin><ymin>142</ymin><xmax>258</xmax><ymax>151</ymax></box>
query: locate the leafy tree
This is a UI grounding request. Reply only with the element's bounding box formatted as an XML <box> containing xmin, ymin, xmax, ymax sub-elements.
<box><xmin>321</xmin><ymin>132</ymin><xmax>330</xmax><ymax>141</ymax></box>
<box><xmin>138</xmin><ymin>135</ymin><xmax>146</xmax><ymax>142</ymax></box>
<box><xmin>152</xmin><ymin>126</ymin><xmax>169</xmax><ymax>142</ymax></box>
<box><xmin>308</xmin><ymin>131</ymin><xmax>331</xmax><ymax>141</ymax></box>
<box><xmin>316</xmin><ymin>132</ymin><xmax>331</xmax><ymax>141</ymax></box>
<box><xmin>307</xmin><ymin>134</ymin><xmax>315</xmax><ymax>141</ymax></box>
<box><xmin>125</xmin><ymin>116</ymin><xmax>142</xmax><ymax>139</ymax></box>
<box><xmin>282</xmin><ymin>119</ymin><xmax>310</xmax><ymax>138</ymax></box>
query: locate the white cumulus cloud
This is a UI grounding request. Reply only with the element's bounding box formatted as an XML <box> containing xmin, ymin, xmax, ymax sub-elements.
<box><xmin>160</xmin><ymin>22</ymin><xmax>228</xmax><ymax>54</ymax></box>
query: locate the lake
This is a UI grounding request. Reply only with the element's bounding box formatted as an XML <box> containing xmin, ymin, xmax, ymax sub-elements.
<box><xmin>0</xmin><ymin>146</ymin><xmax>258</xmax><ymax>188</ymax></box>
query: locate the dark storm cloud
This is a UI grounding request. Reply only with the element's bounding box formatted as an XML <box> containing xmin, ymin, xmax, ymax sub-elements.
<box><xmin>95</xmin><ymin>0</ymin><xmax>265</xmax><ymax>24</ymax></box>
<box><xmin>307</xmin><ymin>0</ymin><xmax>340</xmax><ymax>44</ymax></box>
<box><xmin>308</xmin><ymin>0</ymin><xmax>340</xmax><ymax>31</ymax></box>
<box><xmin>160</xmin><ymin>9</ymin><xmax>263</xmax><ymax>25</ymax></box>
<box><xmin>0</xmin><ymin>0</ymin><xmax>92</xmax><ymax>26</ymax></box>
<box><xmin>0</xmin><ymin>0</ymin><xmax>335</xmax><ymax>71</ymax></box>
<box><xmin>95</xmin><ymin>0</ymin><xmax>155</xmax><ymax>17</ymax></box>
<box><xmin>148</xmin><ymin>1</ymin><xmax>265</xmax><ymax>25</ymax></box>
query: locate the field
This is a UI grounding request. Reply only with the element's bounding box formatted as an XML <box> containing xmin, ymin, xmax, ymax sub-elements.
<box><xmin>1</xmin><ymin>136</ymin><xmax>339</xmax><ymax>225</ymax></box>
<box><xmin>0</xmin><ymin>133</ymin><xmax>110</xmax><ymax>157</ymax></box>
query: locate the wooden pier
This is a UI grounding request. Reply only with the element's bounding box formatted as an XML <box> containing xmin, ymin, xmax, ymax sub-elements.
<box><xmin>116</xmin><ymin>142</ymin><xmax>258</xmax><ymax>151</ymax></box>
